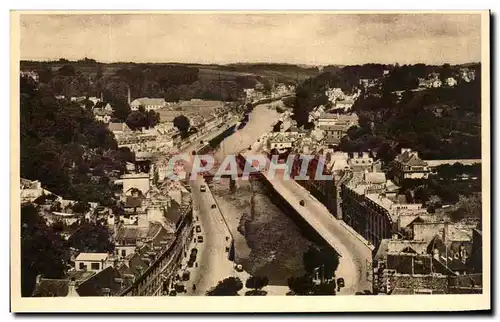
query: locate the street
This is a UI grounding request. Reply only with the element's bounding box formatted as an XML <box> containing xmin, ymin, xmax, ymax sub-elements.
<box><xmin>180</xmin><ymin>176</ymin><xmax>235</xmax><ymax>295</ymax></box>
<box><xmin>268</xmin><ymin>177</ymin><xmax>373</xmax><ymax>294</ymax></box>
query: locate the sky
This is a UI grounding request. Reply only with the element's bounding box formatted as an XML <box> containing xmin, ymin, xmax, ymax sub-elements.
<box><xmin>19</xmin><ymin>13</ymin><xmax>482</xmax><ymax>65</ymax></box>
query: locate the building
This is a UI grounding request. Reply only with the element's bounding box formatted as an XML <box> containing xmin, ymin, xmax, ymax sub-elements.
<box><xmin>20</xmin><ymin>71</ymin><xmax>39</xmax><ymax>82</ymax></box>
<box><xmin>418</xmin><ymin>77</ymin><xmax>443</xmax><ymax>89</ymax></box>
<box><xmin>108</xmin><ymin>122</ymin><xmax>133</xmax><ymax>137</ymax></box>
<box><xmin>119</xmin><ymin>200</ymin><xmax>193</xmax><ymax>296</ymax></box>
<box><xmin>93</xmin><ymin>108</ymin><xmax>113</xmax><ymax>124</ymax></box>
<box><xmin>340</xmin><ymin>161</ymin><xmax>430</xmax><ymax>249</ymax></box>
<box><xmin>431</xmin><ymin>79</ymin><xmax>442</xmax><ymax>88</ymax></box>
<box><xmin>130</xmin><ymin>98</ymin><xmax>167</xmax><ymax>111</ymax></box>
<box><xmin>325</xmin><ymin>87</ymin><xmax>345</xmax><ymax>102</ymax></box>
<box><xmin>445</xmin><ymin>77</ymin><xmax>458</xmax><ymax>87</ymax></box>
<box><xmin>294</xmin><ymin>151</ymin><xmax>351</xmax><ymax>219</ymax></box>
<box><xmin>317</xmin><ymin>113</ymin><xmax>359</xmax><ymax>146</ymax></box>
<box><xmin>120</xmin><ymin>173</ymin><xmax>151</xmax><ymax>197</ymax></box>
<box><xmin>32</xmin><ymin>267</ymin><xmax>127</xmax><ymax>297</ymax></box>
<box><xmin>317</xmin><ymin>113</ymin><xmax>358</xmax><ymax>146</ymax></box>
<box><xmin>322</xmin><ymin>125</ymin><xmax>346</xmax><ymax>145</ymax></box>
<box><xmin>359</xmin><ymin>78</ymin><xmax>377</xmax><ymax>88</ymax></box>
<box><xmin>459</xmin><ymin>68</ymin><xmax>476</xmax><ymax>83</ymax></box>
<box><xmin>87</xmin><ymin>96</ymin><xmax>102</xmax><ymax>106</ymax></box>
<box><xmin>392</xmin><ymin>149</ymin><xmax>431</xmax><ymax>185</ymax></box>
<box><xmin>20</xmin><ymin>178</ymin><xmax>60</xmax><ymax>203</ymax></box>
<box><xmin>267</xmin><ymin>133</ymin><xmax>294</xmax><ymax>153</ymax></box>
<box><xmin>335</xmin><ymin>98</ymin><xmax>355</xmax><ymax>111</ymax></box>
<box><xmin>74</xmin><ymin>253</ymin><xmax>112</xmax><ymax>273</ymax></box>
<box><xmin>317</xmin><ymin>113</ymin><xmax>359</xmax><ymax>128</ymax></box>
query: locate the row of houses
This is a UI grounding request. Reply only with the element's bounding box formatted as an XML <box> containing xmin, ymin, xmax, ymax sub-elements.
<box><xmin>260</xmin><ymin>119</ymin><xmax>483</xmax><ymax>295</ymax></box>
<box><xmin>30</xmin><ymin>156</ymin><xmax>194</xmax><ymax>297</ymax></box>
<box><xmin>283</xmin><ymin>146</ymin><xmax>482</xmax><ymax>295</ymax></box>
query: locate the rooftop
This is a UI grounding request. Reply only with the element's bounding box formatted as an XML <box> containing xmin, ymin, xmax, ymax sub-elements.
<box><xmin>76</xmin><ymin>266</ymin><xmax>125</xmax><ymax>296</ymax></box>
<box><xmin>131</xmin><ymin>97</ymin><xmax>166</xmax><ymax>106</ymax></box>
<box><xmin>74</xmin><ymin>253</ymin><xmax>109</xmax><ymax>262</ymax></box>
<box><xmin>395</xmin><ymin>149</ymin><xmax>428</xmax><ymax>167</ymax></box>
<box><xmin>108</xmin><ymin>122</ymin><xmax>132</xmax><ymax>133</ymax></box>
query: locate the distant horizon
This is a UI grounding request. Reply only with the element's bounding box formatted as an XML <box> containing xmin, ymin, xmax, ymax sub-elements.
<box><xmin>20</xmin><ymin>14</ymin><xmax>482</xmax><ymax>66</ymax></box>
<box><xmin>20</xmin><ymin>57</ymin><xmax>481</xmax><ymax>68</ymax></box>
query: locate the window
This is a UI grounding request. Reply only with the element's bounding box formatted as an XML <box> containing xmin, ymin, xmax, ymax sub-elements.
<box><xmin>91</xmin><ymin>262</ymin><xmax>100</xmax><ymax>270</ymax></box>
<box><xmin>79</xmin><ymin>262</ymin><xmax>86</xmax><ymax>270</ymax></box>
<box><xmin>122</xmin><ymin>249</ymin><xmax>126</xmax><ymax>257</ymax></box>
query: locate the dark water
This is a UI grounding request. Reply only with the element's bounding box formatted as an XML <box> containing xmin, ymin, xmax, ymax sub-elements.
<box><xmin>211</xmin><ymin>177</ymin><xmax>321</xmax><ymax>286</ymax></box>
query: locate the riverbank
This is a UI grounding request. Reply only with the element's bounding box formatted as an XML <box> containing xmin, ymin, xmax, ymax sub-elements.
<box><xmin>209</xmin><ymin>98</ymin><xmax>317</xmax><ymax>286</ymax></box>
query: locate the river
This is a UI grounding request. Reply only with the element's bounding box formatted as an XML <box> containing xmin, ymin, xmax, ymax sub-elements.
<box><xmin>208</xmin><ymin>101</ymin><xmax>322</xmax><ymax>286</ymax></box>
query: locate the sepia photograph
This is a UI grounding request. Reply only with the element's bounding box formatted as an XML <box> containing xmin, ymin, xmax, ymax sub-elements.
<box><xmin>10</xmin><ymin>10</ymin><xmax>490</xmax><ymax>312</ymax></box>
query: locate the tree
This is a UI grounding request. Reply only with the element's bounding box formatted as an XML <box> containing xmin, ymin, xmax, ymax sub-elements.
<box><xmin>164</xmin><ymin>87</ymin><xmax>181</xmax><ymax>103</ymax></box>
<box><xmin>245</xmin><ymin>276</ymin><xmax>269</xmax><ymax>291</ymax></box>
<box><xmin>287</xmin><ymin>275</ymin><xmax>315</xmax><ymax>295</ymax></box>
<box><xmin>414</xmin><ymin>186</ymin><xmax>430</xmax><ymax>204</ymax></box>
<box><xmin>303</xmin><ymin>245</ymin><xmax>339</xmax><ymax>282</ymax></box>
<box><xmin>303</xmin><ymin>245</ymin><xmax>322</xmax><ymax>275</ymax></box>
<box><xmin>58</xmin><ymin>64</ymin><xmax>76</xmax><ymax>77</ymax></box>
<box><xmin>312</xmin><ymin>281</ymin><xmax>336</xmax><ymax>295</ymax></box>
<box><xmin>111</xmin><ymin>99</ymin><xmax>132</xmax><ymax>122</ymax></box>
<box><xmin>146</xmin><ymin>110</ymin><xmax>161</xmax><ymax>128</ymax></box>
<box><xmin>71</xmin><ymin>201</ymin><xmax>91</xmax><ymax>214</ymax></box>
<box><xmin>126</xmin><ymin>111</ymin><xmax>148</xmax><ymax>131</ymax></box>
<box><xmin>206</xmin><ymin>277</ymin><xmax>243</xmax><ymax>296</ymax></box>
<box><xmin>68</xmin><ymin>221</ymin><xmax>114</xmax><ymax>253</ymax></box>
<box><xmin>173</xmin><ymin>115</ymin><xmax>190</xmax><ymax>133</ymax></box>
<box><xmin>21</xmin><ymin>204</ymin><xmax>70</xmax><ymax>296</ymax></box>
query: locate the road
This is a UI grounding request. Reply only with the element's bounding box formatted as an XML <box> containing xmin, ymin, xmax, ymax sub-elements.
<box><xmin>178</xmin><ymin>116</ymin><xmax>239</xmax><ymax>155</ymax></box>
<box><xmin>166</xmin><ymin>98</ymin><xmax>289</xmax><ymax>295</ymax></box>
<box><xmin>265</xmin><ymin>176</ymin><xmax>373</xmax><ymax>295</ymax></box>
<box><xmin>183</xmin><ymin>176</ymin><xmax>234</xmax><ymax>295</ymax></box>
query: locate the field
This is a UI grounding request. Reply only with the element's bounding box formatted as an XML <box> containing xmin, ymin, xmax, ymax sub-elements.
<box><xmin>21</xmin><ymin>61</ymin><xmax>321</xmax><ymax>84</ymax></box>
<box><xmin>156</xmin><ymin>100</ymin><xmax>225</xmax><ymax>123</ymax></box>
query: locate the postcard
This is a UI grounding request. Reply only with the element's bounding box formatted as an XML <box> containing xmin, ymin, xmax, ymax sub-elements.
<box><xmin>11</xmin><ymin>10</ymin><xmax>490</xmax><ymax>313</ymax></box>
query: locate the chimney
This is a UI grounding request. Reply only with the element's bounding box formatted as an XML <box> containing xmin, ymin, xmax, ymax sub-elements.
<box><xmin>101</xmin><ymin>287</ymin><xmax>111</xmax><ymax>296</ymax></box>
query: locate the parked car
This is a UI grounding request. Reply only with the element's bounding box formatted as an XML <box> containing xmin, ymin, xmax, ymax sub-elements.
<box><xmin>337</xmin><ymin>278</ymin><xmax>345</xmax><ymax>288</ymax></box>
<box><xmin>235</xmin><ymin>264</ymin><xmax>244</xmax><ymax>272</ymax></box>
<box><xmin>299</xmin><ymin>200</ymin><xmax>305</xmax><ymax>206</ymax></box>
<box><xmin>187</xmin><ymin>260</ymin><xmax>194</xmax><ymax>268</ymax></box>
<box><xmin>211</xmin><ymin>204</ymin><xmax>217</xmax><ymax>209</ymax></box>
<box><xmin>182</xmin><ymin>271</ymin><xmax>191</xmax><ymax>281</ymax></box>
<box><xmin>196</xmin><ymin>225</ymin><xmax>202</xmax><ymax>233</ymax></box>
<box><xmin>200</xmin><ymin>185</ymin><xmax>206</xmax><ymax>192</ymax></box>
<box><xmin>197</xmin><ymin>236</ymin><xmax>204</xmax><ymax>243</ymax></box>
<box><xmin>191</xmin><ymin>248</ymin><xmax>198</xmax><ymax>255</ymax></box>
